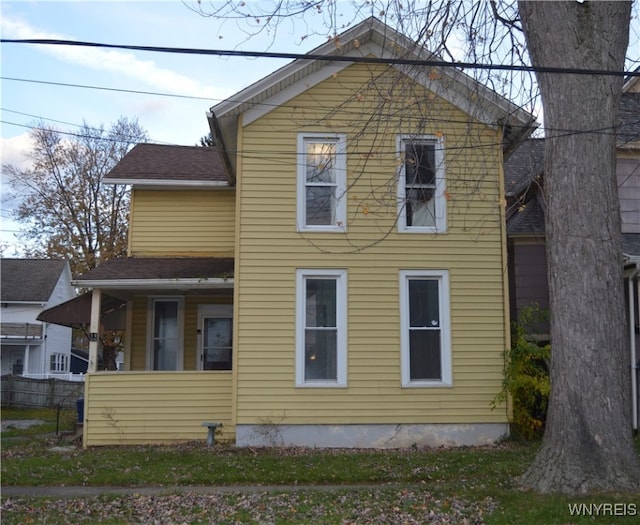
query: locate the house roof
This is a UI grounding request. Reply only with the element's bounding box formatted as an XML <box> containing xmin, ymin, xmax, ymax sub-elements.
<box><xmin>623</xmin><ymin>233</ymin><xmax>640</xmax><ymax>258</ymax></box>
<box><xmin>104</xmin><ymin>144</ymin><xmax>231</xmax><ymax>187</ymax></box>
<box><xmin>0</xmin><ymin>259</ymin><xmax>68</xmax><ymax>303</ymax></box>
<box><xmin>503</xmin><ymin>138</ymin><xmax>545</xmax><ymax>200</ymax></box>
<box><xmin>617</xmin><ymin>93</ymin><xmax>640</xmax><ymax>148</ymax></box>
<box><xmin>209</xmin><ymin>16</ymin><xmax>537</xmax><ymax>182</ymax></box>
<box><xmin>73</xmin><ymin>257</ymin><xmax>234</xmax><ymax>289</ymax></box>
<box><xmin>507</xmin><ymin>192</ymin><xmax>546</xmax><ymax>236</ymax></box>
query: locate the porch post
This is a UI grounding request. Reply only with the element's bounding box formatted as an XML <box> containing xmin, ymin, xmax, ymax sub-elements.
<box><xmin>23</xmin><ymin>345</ymin><xmax>30</xmax><ymax>375</ymax></box>
<box><xmin>88</xmin><ymin>289</ymin><xmax>102</xmax><ymax>373</ymax></box>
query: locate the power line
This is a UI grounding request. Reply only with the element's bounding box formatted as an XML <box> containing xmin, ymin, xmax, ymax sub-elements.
<box><xmin>2</xmin><ymin>38</ymin><xmax>639</xmax><ymax>78</ymax></box>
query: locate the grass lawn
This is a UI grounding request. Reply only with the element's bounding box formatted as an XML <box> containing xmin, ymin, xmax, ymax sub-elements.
<box><xmin>2</xmin><ymin>408</ymin><xmax>639</xmax><ymax>524</ymax></box>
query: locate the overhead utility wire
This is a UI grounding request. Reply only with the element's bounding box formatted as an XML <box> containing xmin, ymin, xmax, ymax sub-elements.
<box><xmin>2</xmin><ymin>38</ymin><xmax>639</xmax><ymax>77</ymax></box>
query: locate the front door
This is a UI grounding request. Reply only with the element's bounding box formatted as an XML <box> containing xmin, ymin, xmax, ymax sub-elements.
<box><xmin>198</xmin><ymin>305</ymin><xmax>232</xmax><ymax>370</ymax></box>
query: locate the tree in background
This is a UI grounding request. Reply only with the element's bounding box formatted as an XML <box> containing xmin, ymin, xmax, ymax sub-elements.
<box><xmin>3</xmin><ymin>117</ymin><xmax>148</xmax><ymax>276</ymax></box>
<box><xmin>191</xmin><ymin>0</ymin><xmax>640</xmax><ymax>493</ymax></box>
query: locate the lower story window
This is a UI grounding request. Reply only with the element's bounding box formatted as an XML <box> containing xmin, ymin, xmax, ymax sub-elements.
<box><xmin>50</xmin><ymin>353</ymin><xmax>69</xmax><ymax>373</ymax></box>
<box><xmin>400</xmin><ymin>270</ymin><xmax>452</xmax><ymax>387</ymax></box>
<box><xmin>296</xmin><ymin>269</ymin><xmax>347</xmax><ymax>387</ymax></box>
<box><xmin>150</xmin><ymin>298</ymin><xmax>183</xmax><ymax>371</ymax></box>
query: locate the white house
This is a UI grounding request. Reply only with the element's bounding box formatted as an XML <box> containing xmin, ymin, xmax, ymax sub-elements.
<box><xmin>1</xmin><ymin>259</ymin><xmax>76</xmax><ymax>379</ymax></box>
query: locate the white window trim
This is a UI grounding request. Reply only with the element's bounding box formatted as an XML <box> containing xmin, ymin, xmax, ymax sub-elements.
<box><xmin>296</xmin><ymin>133</ymin><xmax>347</xmax><ymax>232</ymax></box>
<box><xmin>399</xmin><ymin>270</ymin><xmax>452</xmax><ymax>387</ymax></box>
<box><xmin>397</xmin><ymin>134</ymin><xmax>447</xmax><ymax>233</ymax></box>
<box><xmin>50</xmin><ymin>353</ymin><xmax>69</xmax><ymax>373</ymax></box>
<box><xmin>295</xmin><ymin>269</ymin><xmax>348</xmax><ymax>387</ymax></box>
<box><xmin>147</xmin><ymin>297</ymin><xmax>185</xmax><ymax>371</ymax></box>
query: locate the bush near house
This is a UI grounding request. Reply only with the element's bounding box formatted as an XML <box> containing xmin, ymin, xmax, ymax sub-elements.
<box><xmin>494</xmin><ymin>305</ymin><xmax>550</xmax><ymax>440</ymax></box>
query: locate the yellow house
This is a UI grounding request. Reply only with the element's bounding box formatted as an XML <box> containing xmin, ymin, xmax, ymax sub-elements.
<box><xmin>74</xmin><ymin>17</ymin><xmax>535</xmax><ymax>447</ymax></box>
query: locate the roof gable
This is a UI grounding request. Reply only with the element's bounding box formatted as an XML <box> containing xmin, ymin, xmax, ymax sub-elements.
<box><xmin>209</xmin><ymin>16</ymin><xmax>536</xmax><ymax>180</ymax></box>
<box><xmin>1</xmin><ymin>259</ymin><xmax>69</xmax><ymax>302</ymax></box>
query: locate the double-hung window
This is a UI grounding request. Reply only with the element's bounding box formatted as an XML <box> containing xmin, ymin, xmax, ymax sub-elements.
<box><xmin>399</xmin><ymin>270</ymin><xmax>452</xmax><ymax>387</ymax></box>
<box><xmin>397</xmin><ymin>135</ymin><xmax>446</xmax><ymax>232</ymax></box>
<box><xmin>297</xmin><ymin>133</ymin><xmax>347</xmax><ymax>231</ymax></box>
<box><xmin>296</xmin><ymin>269</ymin><xmax>347</xmax><ymax>387</ymax></box>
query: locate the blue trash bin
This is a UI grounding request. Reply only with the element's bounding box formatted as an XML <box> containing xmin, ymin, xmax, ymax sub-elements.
<box><xmin>76</xmin><ymin>398</ymin><xmax>84</xmax><ymax>423</ymax></box>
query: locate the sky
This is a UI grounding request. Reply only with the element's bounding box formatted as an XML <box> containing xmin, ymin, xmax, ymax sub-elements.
<box><xmin>1</xmin><ymin>1</ymin><xmax>638</xmax><ymax>256</ymax></box>
<box><xmin>0</xmin><ymin>0</ymin><xmax>335</xmax><ymax>255</ymax></box>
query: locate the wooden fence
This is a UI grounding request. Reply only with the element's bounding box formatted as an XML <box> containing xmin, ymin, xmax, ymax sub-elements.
<box><xmin>1</xmin><ymin>375</ymin><xmax>84</xmax><ymax>409</ymax></box>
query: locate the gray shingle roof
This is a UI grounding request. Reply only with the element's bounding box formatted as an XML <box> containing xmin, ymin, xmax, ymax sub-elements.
<box><xmin>507</xmin><ymin>192</ymin><xmax>546</xmax><ymax>236</ymax></box>
<box><xmin>1</xmin><ymin>259</ymin><xmax>67</xmax><ymax>302</ymax></box>
<box><xmin>503</xmin><ymin>138</ymin><xmax>545</xmax><ymax>199</ymax></box>
<box><xmin>623</xmin><ymin>233</ymin><xmax>640</xmax><ymax>258</ymax></box>
<box><xmin>617</xmin><ymin>93</ymin><xmax>640</xmax><ymax>147</ymax></box>
<box><xmin>105</xmin><ymin>144</ymin><xmax>230</xmax><ymax>184</ymax></box>
<box><xmin>75</xmin><ymin>257</ymin><xmax>234</xmax><ymax>282</ymax></box>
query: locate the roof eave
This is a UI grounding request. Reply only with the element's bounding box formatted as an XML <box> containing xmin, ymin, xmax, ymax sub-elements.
<box><xmin>71</xmin><ymin>278</ymin><xmax>234</xmax><ymax>290</ymax></box>
<box><xmin>104</xmin><ymin>179</ymin><xmax>231</xmax><ymax>188</ymax></box>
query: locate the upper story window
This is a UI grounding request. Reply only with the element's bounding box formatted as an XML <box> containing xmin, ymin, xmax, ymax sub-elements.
<box><xmin>296</xmin><ymin>269</ymin><xmax>347</xmax><ymax>387</ymax></box>
<box><xmin>397</xmin><ymin>135</ymin><xmax>446</xmax><ymax>233</ymax></box>
<box><xmin>297</xmin><ymin>133</ymin><xmax>347</xmax><ymax>232</ymax></box>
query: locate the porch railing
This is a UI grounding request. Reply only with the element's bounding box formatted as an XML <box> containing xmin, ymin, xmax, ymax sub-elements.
<box><xmin>83</xmin><ymin>371</ymin><xmax>234</xmax><ymax>447</ymax></box>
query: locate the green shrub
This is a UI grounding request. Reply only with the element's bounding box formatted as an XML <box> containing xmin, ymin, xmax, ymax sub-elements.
<box><xmin>493</xmin><ymin>305</ymin><xmax>550</xmax><ymax>440</ymax></box>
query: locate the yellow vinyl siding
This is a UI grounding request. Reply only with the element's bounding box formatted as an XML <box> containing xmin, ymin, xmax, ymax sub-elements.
<box><xmin>83</xmin><ymin>372</ymin><xmax>233</xmax><ymax>446</ymax></box>
<box><xmin>128</xmin><ymin>189</ymin><xmax>235</xmax><ymax>256</ymax></box>
<box><xmin>234</xmin><ymin>62</ymin><xmax>509</xmax><ymax>425</ymax></box>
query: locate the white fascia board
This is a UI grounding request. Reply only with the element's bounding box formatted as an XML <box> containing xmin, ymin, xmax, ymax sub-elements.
<box><xmin>212</xmin><ymin>21</ymin><xmax>377</xmax><ymax>119</ymax></box>
<box><xmin>71</xmin><ymin>278</ymin><xmax>234</xmax><ymax>290</ymax></box>
<box><xmin>104</xmin><ymin>179</ymin><xmax>230</xmax><ymax>189</ymax></box>
<box><xmin>1</xmin><ymin>301</ymin><xmax>46</xmax><ymax>305</ymax></box>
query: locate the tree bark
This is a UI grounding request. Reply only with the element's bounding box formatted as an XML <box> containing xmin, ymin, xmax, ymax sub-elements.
<box><xmin>518</xmin><ymin>0</ymin><xmax>640</xmax><ymax>493</ymax></box>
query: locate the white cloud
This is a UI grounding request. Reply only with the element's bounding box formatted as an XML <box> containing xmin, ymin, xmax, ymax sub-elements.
<box><xmin>1</xmin><ymin>15</ymin><xmax>221</xmax><ymax>99</ymax></box>
<box><xmin>1</xmin><ymin>133</ymin><xmax>33</xmax><ymax>174</ymax></box>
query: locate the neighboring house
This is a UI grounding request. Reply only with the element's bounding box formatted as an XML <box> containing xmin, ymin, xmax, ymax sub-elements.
<box><xmin>0</xmin><ymin>259</ymin><xmax>76</xmax><ymax>380</ymax></box>
<box><xmin>72</xmin><ymin>17</ymin><xmax>535</xmax><ymax>448</ymax></box>
<box><xmin>504</xmin><ymin>78</ymin><xmax>640</xmax><ymax>430</ymax></box>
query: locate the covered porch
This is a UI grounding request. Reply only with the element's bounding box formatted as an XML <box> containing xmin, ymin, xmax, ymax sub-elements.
<box><xmin>44</xmin><ymin>257</ymin><xmax>236</xmax><ymax>446</ymax></box>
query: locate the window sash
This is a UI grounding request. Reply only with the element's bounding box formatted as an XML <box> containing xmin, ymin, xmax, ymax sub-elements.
<box><xmin>297</xmin><ymin>134</ymin><xmax>346</xmax><ymax>231</ymax></box>
<box><xmin>400</xmin><ymin>270</ymin><xmax>451</xmax><ymax>387</ymax></box>
<box><xmin>397</xmin><ymin>135</ymin><xmax>446</xmax><ymax>232</ymax></box>
<box><xmin>50</xmin><ymin>353</ymin><xmax>68</xmax><ymax>373</ymax></box>
<box><xmin>150</xmin><ymin>298</ymin><xmax>182</xmax><ymax>371</ymax></box>
<box><xmin>296</xmin><ymin>269</ymin><xmax>347</xmax><ymax>387</ymax></box>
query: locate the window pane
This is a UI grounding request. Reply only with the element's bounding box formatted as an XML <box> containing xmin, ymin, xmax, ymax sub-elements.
<box><xmin>409</xmin><ymin>330</ymin><xmax>442</xmax><ymax>380</ymax></box>
<box><xmin>406</xmin><ymin>189</ymin><xmax>436</xmax><ymax>227</ymax></box>
<box><xmin>305</xmin><ymin>328</ymin><xmax>338</xmax><ymax>380</ymax></box>
<box><xmin>305</xmin><ymin>279</ymin><xmax>337</xmax><ymax>327</ymax></box>
<box><xmin>154</xmin><ymin>341</ymin><xmax>176</xmax><ymax>371</ymax></box>
<box><xmin>153</xmin><ymin>300</ymin><xmax>179</xmax><ymax>371</ymax></box>
<box><xmin>306</xmin><ymin>186</ymin><xmax>336</xmax><ymax>225</ymax></box>
<box><xmin>408</xmin><ymin>279</ymin><xmax>440</xmax><ymax>327</ymax></box>
<box><xmin>405</xmin><ymin>143</ymin><xmax>435</xmax><ymax>186</ymax></box>
<box><xmin>306</xmin><ymin>142</ymin><xmax>336</xmax><ymax>183</ymax></box>
<box><xmin>154</xmin><ymin>301</ymin><xmax>178</xmax><ymax>338</ymax></box>
<box><xmin>204</xmin><ymin>319</ymin><xmax>232</xmax><ymax>348</ymax></box>
<box><xmin>203</xmin><ymin>318</ymin><xmax>232</xmax><ymax>370</ymax></box>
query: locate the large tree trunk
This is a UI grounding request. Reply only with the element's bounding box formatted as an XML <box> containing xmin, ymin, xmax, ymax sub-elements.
<box><xmin>517</xmin><ymin>1</ymin><xmax>640</xmax><ymax>493</ymax></box>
